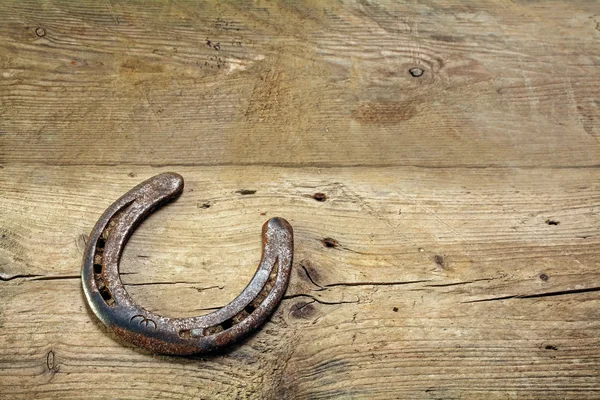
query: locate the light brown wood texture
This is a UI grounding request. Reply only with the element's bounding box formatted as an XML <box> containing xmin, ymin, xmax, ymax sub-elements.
<box><xmin>1</xmin><ymin>0</ymin><xmax>599</xmax><ymax>399</ymax></box>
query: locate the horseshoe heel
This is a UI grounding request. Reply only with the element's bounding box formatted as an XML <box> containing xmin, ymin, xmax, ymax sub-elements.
<box><xmin>82</xmin><ymin>173</ymin><xmax>294</xmax><ymax>355</ymax></box>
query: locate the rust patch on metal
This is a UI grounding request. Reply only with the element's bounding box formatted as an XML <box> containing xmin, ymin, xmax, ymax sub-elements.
<box><xmin>81</xmin><ymin>173</ymin><xmax>294</xmax><ymax>355</ymax></box>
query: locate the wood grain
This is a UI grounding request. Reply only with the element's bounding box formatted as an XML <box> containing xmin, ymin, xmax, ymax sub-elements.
<box><xmin>1</xmin><ymin>165</ymin><xmax>599</xmax><ymax>399</ymax></box>
<box><xmin>1</xmin><ymin>0</ymin><xmax>599</xmax><ymax>168</ymax></box>
<box><xmin>1</xmin><ymin>0</ymin><xmax>600</xmax><ymax>399</ymax></box>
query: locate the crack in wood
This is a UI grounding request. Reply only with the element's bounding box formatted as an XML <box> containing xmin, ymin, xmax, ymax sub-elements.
<box><xmin>464</xmin><ymin>286</ymin><xmax>600</xmax><ymax>303</ymax></box>
<box><xmin>324</xmin><ymin>279</ymin><xmax>431</xmax><ymax>288</ymax></box>
<box><xmin>300</xmin><ymin>263</ymin><xmax>324</xmax><ymax>290</ymax></box>
<box><xmin>0</xmin><ymin>273</ymin><xmax>42</xmax><ymax>281</ymax></box>
<box><xmin>1</xmin><ymin>273</ymin><xmax>79</xmax><ymax>282</ymax></box>
<box><xmin>282</xmin><ymin>293</ymin><xmax>360</xmax><ymax>306</ymax></box>
<box><xmin>425</xmin><ymin>278</ymin><xmax>496</xmax><ymax>287</ymax></box>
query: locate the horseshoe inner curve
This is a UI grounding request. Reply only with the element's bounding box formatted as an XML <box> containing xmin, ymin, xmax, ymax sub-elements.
<box><xmin>82</xmin><ymin>173</ymin><xmax>294</xmax><ymax>355</ymax></box>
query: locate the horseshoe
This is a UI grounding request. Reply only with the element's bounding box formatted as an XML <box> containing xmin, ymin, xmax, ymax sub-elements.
<box><xmin>81</xmin><ymin>173</ymin><xmax>294</xmax><ymax>355</ymax></box>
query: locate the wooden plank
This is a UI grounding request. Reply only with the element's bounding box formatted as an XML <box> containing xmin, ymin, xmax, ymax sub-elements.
<box><xmin>1</xmin><ymin>165</ymin><xmax>599</xmax><ymax>398</ymax></box>
<box><xmin>1</xmin><ymin>0</ymin><xmax>600</xmax><ymax>398</ymax></box>
<box><xmin>0</xmin><ymin>0</ymin><xmax>599</xmax><ymax>167</ymax></box>
<box><xmin>1</xmin><ymin>278</ymin><xmax>599</xmax><ymax>399</ymax></box>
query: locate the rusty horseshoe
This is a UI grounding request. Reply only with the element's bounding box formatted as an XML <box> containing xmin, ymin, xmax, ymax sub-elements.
<box><xmin>82</xmin><ymin>173</ymin><xmax>294</xmax><ymax>355</ymax></box>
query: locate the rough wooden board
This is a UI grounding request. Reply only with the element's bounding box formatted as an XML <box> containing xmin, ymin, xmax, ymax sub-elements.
<box><xmin>1</xmin><ymin>278</ymin><xmax>600</xmax><ymax>399</ymax></box>
<box><xmin>1</xmin><ymin>165</ymin><xmax>599</xmax><ymax>399</ymax></box>
<box><xmin>0</xmin><ymin>0</ymin><xmax>599</xmax><ymax>167</ymax></box>
<box><xmin>1</xmin><ymin>0</ymin><xmax>600</xmax><ymax>398</ymax></box>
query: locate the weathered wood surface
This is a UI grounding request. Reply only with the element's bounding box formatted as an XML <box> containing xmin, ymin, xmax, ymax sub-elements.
<box><xmin>1</xmin><ymin>0</ymin><xmax>599</xmax><ymax>399</ymax></box>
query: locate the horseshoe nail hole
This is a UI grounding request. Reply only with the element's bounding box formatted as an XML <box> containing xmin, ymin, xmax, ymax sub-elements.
<box><xmin>244</xmin><ymin>304</ymin><xmax>256</xmax><ymax>314</ymax></box>
<box><xmin>93</xmin><ymin>238</ymin><xmax>105</xmax><ymax>275</ymax></box>
<box><xmin>96</xmin><ymin>277</ymin><xmax>106</xmax><ymax>290</ymax></box>
<box><xmin>253</xmin><ymin>291</ymin><xmax>268</xmax><ymax>305</ymax></box>
<box><xmin>94</xmin><ymin>254</ymin><xmax>103</xmax><ymax>265</ymax></box>
<box><xmin>267</xmin><ymin>267</ymin><xmax>277</xmax><ymax>284</ymax></box>
<box><xmin>179</xmin><ymin>330</ymin><xmax>191</xmax><ymax>339</ymax></box>
<box><xmin>96</xmin><ymin>236</ymin><xmax>105</xmax><ymax>249</ymax></box>
<box><xmin>221</xmin><ymin>319</ymin><xmax>233</xmax><ymax>330</ymax></box>
<box><xmin>203</xmin><ymin>325</ymin><xmax>224</xmax><ymax>335</ymax></box>
<box><xmin>232</xmin><ymin>310</ymin><xmax>249</xmax><ymax>324</ymax></box>
<box><xmin>99</xmin><ymin>285</ymin><xmax>116</xmax><ymax>306</ymax></box>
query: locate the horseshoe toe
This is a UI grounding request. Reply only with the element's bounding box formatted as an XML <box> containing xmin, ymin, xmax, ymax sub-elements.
<box><xmin>82</xmin><ymin>173</ymin><xmax>294</xmax><ymax>355</ymax></box>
